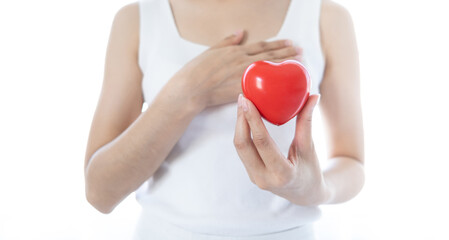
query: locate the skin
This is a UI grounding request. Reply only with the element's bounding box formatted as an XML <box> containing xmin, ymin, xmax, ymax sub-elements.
<box><xmin>234</xmin><ymin>1</ymin><xmax>365</xmax><ymax>205</ymax></box>
<box><xmin>84</xmin><ymin>0</ymin><xmax>364</xmax><ymax>214</ymax></box>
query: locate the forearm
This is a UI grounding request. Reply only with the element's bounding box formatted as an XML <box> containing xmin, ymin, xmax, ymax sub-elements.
<box><xmin>85</xmin><ymin>76</ymin><xmax>202</xmax><ymax>213</ymax></box>
<box><xmin>321</xmin><ymin>156</ymin><xmax>365</xmax><ymax>204</ymax></box>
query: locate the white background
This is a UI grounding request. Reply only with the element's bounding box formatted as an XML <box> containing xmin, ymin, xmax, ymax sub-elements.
<box><xmin>1</xmin><ymin>0</ymin><xmax>448</xmax><ymax>239</ymax></box>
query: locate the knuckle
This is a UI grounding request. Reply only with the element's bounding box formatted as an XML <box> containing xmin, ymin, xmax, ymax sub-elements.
<box><xmin>282</xmin><ymin>49</ymin><xmax>293</xmax><ymax>58</ymax></box>
<box><xmin>277</xmin><ymin>40</ymin><xmax>286</xmax><ymax>48</ymax></box>
<box><xmin>290</xmin><ymin>46</ymin><xmax>299</xmax><ymax>55</ymax></box>
<box><xmin>258</xmin><ymin>41</ymin><xmax>267</xmax><ymax>49</ymax></box>
<box><xmin>254</xmin><ymin>178</ymin><xmax>270</xmax><ymax>190</ymax></box>
<box><xmin>299</xmin><ymin>114</ymin><xmax>313</xmax><ymax>124</ymax></box>
<box><xmin>305</xmin><ymin>116</ymin><xmax>313</xmax><ymax>124</ymax></box>
<box><xmin>252</xmin><ymin>134</ymin><xmax>269</xmax><ymax>148</ymax></box>
<box><xmin>273</xmin><ymin>173</ymin><xmax>291</xmax><ymax>188</ymax></box>
<box><xmin>234</xmin><ymin>138</ymin><xmax>249</xmax><ymax>149</ymax></box>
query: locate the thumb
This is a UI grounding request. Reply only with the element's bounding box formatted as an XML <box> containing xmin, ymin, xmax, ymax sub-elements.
<box><xmin>209</xmin><ymin>29</ymin><xmax>245</xmax><ymax>49</ymax></box>
<box><xmin>293</xmin><ymin>94</ymin><xmax>321</xmax><ymax>150</ymax></box>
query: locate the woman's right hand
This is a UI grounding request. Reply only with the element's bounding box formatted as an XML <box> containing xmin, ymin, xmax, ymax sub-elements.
<box><xmin>170</xmin><ymin>30</ymin><xmax>304</xmax><ymax>112</ymax></box>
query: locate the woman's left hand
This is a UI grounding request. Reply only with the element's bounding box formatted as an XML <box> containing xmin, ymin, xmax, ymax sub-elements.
<box><xmin>233</xmin><ymin>93</ymin><xmax>330</xmax><ymax>206</ymax></box>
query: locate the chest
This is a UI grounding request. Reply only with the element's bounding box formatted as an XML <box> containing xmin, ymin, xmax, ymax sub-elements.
<box><xmin>168</xmin><ymin>0</ymin><xmax>293</xmax><ymax>46</ymax></box>
<box><xmin>139</xmin><ymin>0</ymin><xmax>326</xmax><ymax>105</ymax></box>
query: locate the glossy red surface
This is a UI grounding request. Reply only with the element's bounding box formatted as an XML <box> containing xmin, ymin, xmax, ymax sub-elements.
<box><xmin>241</xmin><ymin>60</ymin><xmax>311</xmax><ymax>126</ymax></box>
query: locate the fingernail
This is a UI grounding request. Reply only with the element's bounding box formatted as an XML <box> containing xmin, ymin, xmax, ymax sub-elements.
<box><xmin>295</xmin><ymin>46</ymin><xmax>302</xmax><ymax>54</ymax></box>
<box><xmin>241</xmin><ymin>95</ymin><xmax>249</xmax><ymax>112</ymax></box>
<box><xmin>234</xmin><ymin>29</ymin><xmax>243</xmax><ymax>37</ymax></box>
<box><xmin>284</xmin><ymin>39</ymin><xmax>292</xmax><ymax>46</ymax></box>
<box><xmin>238</xmin><ymin>94</ymin><xmax>243</xmax><ymax>108</ymax></box>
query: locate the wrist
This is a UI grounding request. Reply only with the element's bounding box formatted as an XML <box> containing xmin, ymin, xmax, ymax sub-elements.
<box><xmin>164</xmin><ymin>74</ymin><xmax>206</xmax><ymax>115</ymax></box>
<box><xmin>282</xmin><ymin>178</ymin><xmax>332</xmax><ymax>206</ymax></box>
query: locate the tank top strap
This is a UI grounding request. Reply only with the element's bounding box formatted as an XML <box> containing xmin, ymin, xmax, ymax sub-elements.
<box><xmin>276</xmin><ymin>0</ymin><xmax>322</xmax><ymax>40</ymax></box>
<box><xmin>161</xmin><ymin>0</ymin><xmax>186</xmax><ymax>46</ymax></box>
<box><xmin>139</xmin><ymin>0</ymin><xmax>201</xmax><ymax>69</ymax></box>
<box><xmin>138</xmin><ymin>0</ymin><xmax>169</xmax><ymax>70</ymax></box>
<box><xmin>274</xmin><ymin>0</ymin><xmax>299</xmax><ymax>39</ymax></box>
<box><xmin>276</xmin><ymin>0</ymin><xmax>325</xmax><ymax>95</ymax></box>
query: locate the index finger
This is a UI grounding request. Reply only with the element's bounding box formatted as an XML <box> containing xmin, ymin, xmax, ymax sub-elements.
<box><xmin>241</xmin><ymin>95</ymin><xmax>293</xmax><ymax>173</ymax></box>
<box><xmin>242</xmin><ymin>39</ymin><xmax>292</xmax><ymax>55</ymax></box>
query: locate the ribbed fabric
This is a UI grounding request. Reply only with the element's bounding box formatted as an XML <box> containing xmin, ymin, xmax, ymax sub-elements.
<box><xmin>135</xmin><ymin>0</ymin><xmax>325</xmax><ymax>237</ymax></box>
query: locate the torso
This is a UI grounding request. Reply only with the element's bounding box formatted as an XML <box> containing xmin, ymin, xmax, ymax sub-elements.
<box><xmin>134</xmin><ymin>0</ymin><xmax>334</xmax><ymax>234</ymax></box>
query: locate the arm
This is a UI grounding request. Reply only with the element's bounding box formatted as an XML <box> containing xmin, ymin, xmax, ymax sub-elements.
<box><xmin>233</xmin><ymin>0</ymin><xmax>365</xmax><ymax>206</ymax></box>
<box><xmin>319</xmin><ymin>0</ymin><xmax>365</xmax><ymax>204</ymax></box>
<box><xmin>84</xmin><ymin>3</ymin><xmax>201</xmax><ymax>214</ymax></box>
<box><xmin>86</xmin><ymin>2</ymin><xmax>303</xmax><ymax>214</ymax></box>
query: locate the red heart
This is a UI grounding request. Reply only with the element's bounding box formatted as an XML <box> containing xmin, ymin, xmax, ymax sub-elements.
<box><xmin>241</xmin><ymin>60</ymin><xmax>311</xmax><ymax>126</ymax></box>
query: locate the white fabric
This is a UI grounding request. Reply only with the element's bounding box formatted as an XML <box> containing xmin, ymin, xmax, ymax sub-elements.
<box><xmin>133</xmin><ymin>209</ymin><xmax>317</xmax><ymax>240</ymax></box>
<box><xmin>135</xmin><ymin>0</ymin><xmax>326</xmax><ymax>237</ymax></box>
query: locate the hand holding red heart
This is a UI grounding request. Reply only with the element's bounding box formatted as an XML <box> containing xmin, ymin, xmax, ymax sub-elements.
<box><xmin>234</xmin><ymin>93</ymin><xmax>331</xmax><ymax>206</ymax></box>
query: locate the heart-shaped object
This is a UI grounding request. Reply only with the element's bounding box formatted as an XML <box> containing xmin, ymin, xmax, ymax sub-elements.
<box><xmin>241</xmin><ymin>60</ymin><xmax>311</xmax><ymax>126</ymax></box>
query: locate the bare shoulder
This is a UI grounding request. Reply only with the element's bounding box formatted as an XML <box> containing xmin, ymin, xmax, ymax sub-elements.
<box><xmin>321</xmin><ymin>0</ymin><xmax>353</xmax><ymax>19</ymax></box>
<box><xmin>320</xmin><ymin>0</ymin><xmax>355</xmax><ymax>32</ymax></box>
<box><xmin>110</xmin><ymin>1</ymin><xmax>140</xmax><ymax>55</ymax></box>
<box><xmin>319</xmin><ymin>0</ymin><xmax>357</xmax><ymax>61</ymax></box>
<box><xmin>115</xmin><ymin>1</ymin><xmax>139</xmax><ymax>20</ymax></box>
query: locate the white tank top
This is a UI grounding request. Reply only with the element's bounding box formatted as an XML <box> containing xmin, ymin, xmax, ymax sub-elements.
<box><xmin>135</xmin><ymin>0</ymin><xmax>325</xmax><ymax>236</ymax></box>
